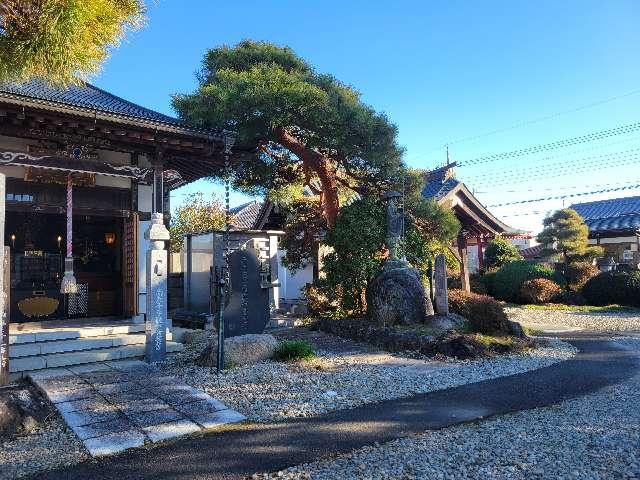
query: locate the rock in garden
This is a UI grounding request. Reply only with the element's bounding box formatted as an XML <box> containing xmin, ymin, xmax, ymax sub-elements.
<box><xmin>0</xmin><ymin>397</ymin><xmax>22</xmax><ymax>435</ymax></box>
<box><xmin>197</xmin><ymin>333</ymin><xmax>279</xmax><ymax>367</ymax></box>
<box><xmin>366</xmin><ymin>260</ymin><xmax>434</xmax><ymax>326</ymax></box>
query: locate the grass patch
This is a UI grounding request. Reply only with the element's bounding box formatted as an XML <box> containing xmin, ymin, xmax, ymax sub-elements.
<box><xmin>511</xmin><ymin>303</ymin><xmax>639</xmax><ymax>313</ymax></box>
<box><xmin>272</xmin><ymin>340</ymin><xmax>317</xmax><ymax>362</ymax></box>
<box><xmin>471</xmin><ymin>333</ymin><xmax>516</xmax><ymax>348</ymax></box>
<box><xmin>523</xmin><ymin>326</ymin><xmax>544</xmax><ymax>336</ymax></box>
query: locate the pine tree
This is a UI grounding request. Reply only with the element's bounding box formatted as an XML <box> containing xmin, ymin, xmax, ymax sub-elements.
<box><xmin>537</xmin><ymin>208</ymin><xmax>603</xmax><ymax>263</ymax></box>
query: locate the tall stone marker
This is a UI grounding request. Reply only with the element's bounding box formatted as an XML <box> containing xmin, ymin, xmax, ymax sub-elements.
<box><xmin>224</xmin><ymin>248</ymin><xmax>270</xmax><ymax>338</ymax></box>
<box><xmin>434</xmin><ymin>254</ymin><xmax>449</xmax><ymax>315</ymax></box>
<box><xmin>145</xmin><ymin>212</ymin><xmax>170</xmax><ymax>363</ymax></box>
<box><xmin>0</xmin><ymin>174</ymin><xmax>7</xmax><ymax>385</ymax></box>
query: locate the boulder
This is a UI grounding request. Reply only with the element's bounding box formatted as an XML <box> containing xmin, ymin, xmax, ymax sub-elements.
<box><xmin>430</xmin><ymin>313</ymin><xmax>467</xmax><ymax>332</ymax></box>
<box><xmin>197</xmin><ymin>333</ymin><xmax>279</xmax><ymax>368</ymax></box>
<box><xmin>0</xmin><ymin>397</ymin><xmax>21</xmax><ymax>436</ymax></box>
<box><xmin>366</xmin><ymin>260</ymin><xmax>434</xmax><ymax>327</ymax></box>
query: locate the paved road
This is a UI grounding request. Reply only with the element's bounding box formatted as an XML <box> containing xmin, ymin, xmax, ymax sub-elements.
<box><xmin>31</xmin><ymin>334</ymin><xmax>639</xmax><ymax>480</ymax></box>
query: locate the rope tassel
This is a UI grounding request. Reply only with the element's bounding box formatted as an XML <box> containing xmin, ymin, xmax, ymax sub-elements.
<box><xmin>60</xmin><ymin>174</ymin><xmax>77</xmax><ymax>294</ymax></box>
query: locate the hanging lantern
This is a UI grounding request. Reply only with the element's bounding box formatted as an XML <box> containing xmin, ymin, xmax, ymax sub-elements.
<box><xmin>60</xmin><ymin>174</ymin><xmax>77</xmax><ymax>294</ymax></box>
<box><xmin>104</xmin><ymin>232</ymin><xmax>116</xmax><ymax>245</ymax></box>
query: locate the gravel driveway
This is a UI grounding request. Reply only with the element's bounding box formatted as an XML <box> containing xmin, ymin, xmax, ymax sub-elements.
<box><xmin>261</xmin><ymin>336</ymin><xmax>640</xmax><ymax>480</ymax></box>
<box><xmin>160</xmin><ymin>329</ymin><xmax>575</xmax><ymax>423</ymax></box>
<box><xmin>507</xmin><ymin>307</ymin><xmax>640</xmax><ymax>332</ymax></box>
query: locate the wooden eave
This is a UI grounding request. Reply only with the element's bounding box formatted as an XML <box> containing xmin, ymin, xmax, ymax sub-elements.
<box><xmin>0</xmin><ymin>101</ymin><xmax>255</xmax><ymax>189</ymax></box>
<box><xmin>440</xmin><ymin>183</ymin><xmax>516</xmax><ymax>236</ymax></box>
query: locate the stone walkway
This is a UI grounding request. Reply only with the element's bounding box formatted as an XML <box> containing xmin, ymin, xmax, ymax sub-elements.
<box><xmin>30</xmin><ymin>360</ymin><xmax>245</xmax><ymax>457</ymax></box>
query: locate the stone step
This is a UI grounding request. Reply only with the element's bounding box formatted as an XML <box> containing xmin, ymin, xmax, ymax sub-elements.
<box><xmin>266</xmin><ymin>317</ymin><xmax>296</xmax><ymax>329</ymax></box>
<box><xmin>9</xmin><ymin>323</ymin><xmax>149</xmax><ymax>345</ymax></box>
<box><xmin>10</xmin><ymin>341</ymin><xmax>184</xmax><ymax>375</ymax></box>
<box><xmin>9</xmin><ymin>332</ymin><xmax>173</xmax><ymax>359</ymax></box>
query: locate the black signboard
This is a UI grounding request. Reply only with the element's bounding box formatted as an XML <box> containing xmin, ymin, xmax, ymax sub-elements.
<box><xmin>224</xmin><ymin>249</ymin><xmax>270</xmax><ymax>338</ymax></box>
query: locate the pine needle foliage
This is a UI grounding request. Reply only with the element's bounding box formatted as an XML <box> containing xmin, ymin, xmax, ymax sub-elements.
<box><xmin>0</xmin><ymin>0</ymin><xmax>144</xmax><ymax>85</ymax></box>
<box><xmin>537</xmin><ymin>208</ymin><xmax>603</xmax><ymax>263</ymax></box>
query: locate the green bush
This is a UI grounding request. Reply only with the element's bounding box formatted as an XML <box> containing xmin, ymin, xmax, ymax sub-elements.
<box><xmin>563</xmin><ymin>262</ymin><xmax>599</xmax><ymax>292</ymax></box>
<box><xmin>520</xmin><ymin>278</ymin><xmax>563</xmax><ymax>304</ymax></box>
<box><xmin>448</xmin><ymin>288</ymin><xmax>512</xmax><ymax>335</ymax></box>
<box><xmin>483</xmin><ymin>235</ymin><xmax>523</xmax><ymax>270</ymax></box>
<box><xmin>272</xmin><ymin>340</ymin><xmax>317</xmax><ymax>362</ymax></box>
<box><xmin>582</xmin><ymin>271</ymin><xmax>640</xmax><ymax>306</ymax></box>
<box><xmin>492</xmin><ymin>261</ymin><xmax>556</xmax><ymax>303</ymax></box>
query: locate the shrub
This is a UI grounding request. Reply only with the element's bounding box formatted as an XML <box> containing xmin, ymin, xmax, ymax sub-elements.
<box><xmin>302</xmin><ymin>283</ymin><xmax>332</xmax><ymax>313</ymax></box>
<box><xmin>520</xmin><ymin>278</ymin><xmax>563</xmax><ymax>304</ymax></box>
<box><xmin>582</xmin><ymin>271</ymin><xmax>640</xmax><ymax>306</ymax></box>
<box><xmin>483</xmin><ymin>235</ymin><xmax>523</xmax><ymax>270</ymax></box>
<box><xmin>492</xmin><ymin>261</ymin><xmax>556</xmax><ymax>303</ymax></box>
<box><xmin>272</xmin><ymin>340</ymin><xmax>317</xmax><ymax>362</ymax></box>
<box><xmin>480</xmin><ymin>269</ymin><xmax>498</xmax><ymax>296</ymax></box>
<box><xmin>448</xmin><ymin>289</ymin><xmax>511</xmax><ymax>335</ymax></box>
<box><xmin>563</xmin><ymin>262</ymin><xmax>599</xmax><ymax>291</ymax></box>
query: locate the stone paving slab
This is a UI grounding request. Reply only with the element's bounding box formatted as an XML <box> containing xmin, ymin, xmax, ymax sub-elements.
<box><xmin>30</xmin><ymin>359</ymin><xmax>246</xmax><ymax>457</ymax></box>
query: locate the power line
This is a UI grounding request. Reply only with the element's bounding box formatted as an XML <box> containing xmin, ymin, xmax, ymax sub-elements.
<box><xmin>469</xmin><ymin>155</ymin><xmax>640</xmax><ymax>188</ymax></box>
<box><xmin>489</xmin><ymin>179</ymin><xmax>640</xmax><ymax>193</ymax></box>
<box><xmin>414</xmin><ymin>88</ymin><xmax>640</xmax><ymax>157</ymax></box>
<box><xmin>458</xmin><ymin>121</ymin><xmax>640</xmax><ymax>167</ymax></box>
<box><xmin>488</xmin><ymin>183</ymin><xmax>640</xmax><ymax>207</ymax></box>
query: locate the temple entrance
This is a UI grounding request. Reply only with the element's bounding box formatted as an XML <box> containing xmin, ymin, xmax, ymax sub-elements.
<box><xmin>6</xmin><ymin>211</ymin><xmax>125</xmax><ymax>323</ymax></box>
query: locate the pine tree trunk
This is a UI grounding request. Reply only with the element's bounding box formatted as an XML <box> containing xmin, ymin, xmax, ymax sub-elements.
<box><xmin>276</xmin><ymin>128</ymin><xmax>340</xmax><ymax>228</ymax></box>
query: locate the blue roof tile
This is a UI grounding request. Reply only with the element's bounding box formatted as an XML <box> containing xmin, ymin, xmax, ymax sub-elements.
<box><xmin>571</xmin><ymin>195</ymin><xmax>640</xmax><ymax>233</ymax></box>
<box><xmin>0</xmin><ymin>78</ymin><xmax>184</xmax><ymax>127</ymax></box>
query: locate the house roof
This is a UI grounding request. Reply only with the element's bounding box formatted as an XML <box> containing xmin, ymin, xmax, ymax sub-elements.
<box><xmin>520</xmin><ymin>244</ymin><xmax>544</xmax><ymax>259</ymax></box>
<box><xmin>571</xmin><ymin>195</ymin><xmax>640</xmax><ymax>233</ymax></box>
<box><xmin>229</xmin><ymin>200</ymin><xmax>274</xmax><ymax>230</ymax></box>
<box><xmin>0</xmin><ymin>78</ymin><xmax>220</xmax><ymax>138</ymax></box>
<box><xmin>422</xmin><ymin>162</ymin><xmax>521</xmax><ymax>236</ymax></box>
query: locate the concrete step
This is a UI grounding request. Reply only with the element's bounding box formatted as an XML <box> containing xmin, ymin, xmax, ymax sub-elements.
<box><xmin>9</xmin><ymin>323</ymin><xmax>149</xmax><ymax>345</ymax></box>
<box><xmin>266</xmin><ymin>317</ymin><xmax>296</xmax><ymax>329</ymax></box>
<box><xmin>10</xmin><ymin>341</ymin><xmax>184</xmax><ymax>376</ymax></box>
<box><xmin>9</xmin><ymin>332</ymin><xmax>173</xmax><ymax>359</ymax></box>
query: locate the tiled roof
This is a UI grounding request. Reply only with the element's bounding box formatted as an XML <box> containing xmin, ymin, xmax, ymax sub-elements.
<box><xmin>230</xmin><ymin>201</ymin><xmax>264</xmax><ymax>230</ymax></box>
<box><xmin>571</xmin><ymin>195</ymin><xmax>640</xmax><ymax>233</ymax></box>
<box><xmin>422</xmin><ymin>163</ymin><xmax>460</xmax><ymax>200</ymax></box>
<box><xmin>0</xmin><ymin>78</ymin><xmax>195</xmax><ymax>130</ymax></box>
<box><xmin>520</xmin><ymin>244</ymin><xmax>544</xmax><ymax>259</ymax></box>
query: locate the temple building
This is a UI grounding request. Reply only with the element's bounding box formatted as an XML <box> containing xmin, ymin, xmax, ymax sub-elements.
<box><xmin>422</xmin><ymin>162</ymin><xmax>528</xmax><ymax>287</ymax></box>
<box><xmin>571</xmin><ymin>195</ymin><xmax>640</xmax><ymax>269</ymax></box>
<box><xmin>0</xmin><ymin>79</ymin><xmax>240</xmax><ymax>377</ymax></box>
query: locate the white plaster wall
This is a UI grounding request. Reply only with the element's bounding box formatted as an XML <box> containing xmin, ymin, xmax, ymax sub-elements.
<box><xmin>277</xmin><ymin>250</ymin><xmax>314</xmax><ymax>301</ymax></box>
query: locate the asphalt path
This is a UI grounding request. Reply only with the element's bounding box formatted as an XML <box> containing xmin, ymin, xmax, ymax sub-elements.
<box><xmin>31</xmin><ymin>333</ymin><xmax>639</xmax><ymax>480</ymax></box>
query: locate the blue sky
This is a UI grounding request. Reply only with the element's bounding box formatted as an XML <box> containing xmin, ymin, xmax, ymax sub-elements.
<box><xmin>94</xmin><ymin>0</ymin><xmax>640</xmax><ymax>234</ymax></box>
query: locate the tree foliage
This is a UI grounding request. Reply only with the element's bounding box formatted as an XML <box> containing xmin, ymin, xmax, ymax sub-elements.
<box><xmin>173</xmin><ymin>40</ymin><xmax>404</xmax><ymax>228</ymax></box>
<box><xmin>318</xmin><ymin>194</ymin><xmax>459</xmax><ymax>313</ymax></box>
<box><xmin>483</xmin><ymin>235</ymin><xmax>523</xmax><ymax>270</ymax></box>
<box><xmin>169</xmin><ymin>193</ymin><xmax>228</xmax><ymax>253</ymax></box>
<box><xmin>537</xmin><ymin>208</ymin><xmax>603</xmax><ymax>263</ymax></box>
<box><xmin>0</xmin><ymin>0</ymin><xmax>144</xmax><ymax>85</ymax></box>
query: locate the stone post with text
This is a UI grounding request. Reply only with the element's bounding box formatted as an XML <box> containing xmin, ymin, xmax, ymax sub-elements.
<box><xmin>434</xmin><ymin>253</ymin><xmax>449</xmax><ymax>315</ymax></box>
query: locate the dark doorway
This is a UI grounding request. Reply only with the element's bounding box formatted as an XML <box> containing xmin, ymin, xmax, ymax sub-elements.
<box><xmin>6</xmin><ymin>211</ymin><xmax>124</xmax><ymax>323</ymax></box>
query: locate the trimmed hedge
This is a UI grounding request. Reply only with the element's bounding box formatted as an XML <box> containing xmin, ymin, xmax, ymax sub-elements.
<box><xmin>491</xmin><ymin>261</ymin><xmax>557</xmax><ymax>303</ymax></box>
<box><xmin>520</xmin><ymin>278</ymin><xmax>563</xmax><ymax>304</ymax></box>
<box><xmin>563</xmin><ymin>262</ymin><xmax>599</xmax><ymax>292</ymax></box>
<box><xmin>582</xmin><ymin>271</ymin><xmax>640</xmax><ymax>306</ymax></box>
<box><xmin>448</xmin><ymin>288</ymin><xmax>512</xmax><ymax>335</ymax></box>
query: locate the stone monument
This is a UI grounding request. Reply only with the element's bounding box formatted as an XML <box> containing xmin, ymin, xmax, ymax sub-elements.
<box><xmin>145</xmin><ymin>212</ymin><xmax>170</xmax><ymax>363</ymax></box>
<box><xmin>223</xmin><ymin>247</ymin><xmax>270</xmax><ymax>338</ymax></box>
<box><xmin>434</xmin><ymin>253</ymin><xmax>449</xmax><ymax>315</ymax></box>
<box><xmin>366</xmin><ymin>191</ymin><xmax>434</xmax><ymax>326</ymax></box>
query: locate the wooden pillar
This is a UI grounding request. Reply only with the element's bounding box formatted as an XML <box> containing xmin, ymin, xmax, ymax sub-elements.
<box><xmin>458</xmin><ymin>234</ymin><xmax>470</xmax><ymax>292</ymax></box>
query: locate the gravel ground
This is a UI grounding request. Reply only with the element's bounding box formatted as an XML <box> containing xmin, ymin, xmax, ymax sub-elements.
<box><xmin>0</xmin><ymin>414</ymin><xmax>88</xmax><ymax>480</ymax></box>
<box><xmin>507</xmin><ymin>307</ymin><xmax>640</xmax><ymax>332</ymax></box>
<box><xmin>258</xmin><ymin>336</ymin><xmax>640</xmax><ymax>480</ymax></box>
<box><xmin>160</xmin><ymin>329</ymin><xmax>576</xmax><ymax>423</ymax></box>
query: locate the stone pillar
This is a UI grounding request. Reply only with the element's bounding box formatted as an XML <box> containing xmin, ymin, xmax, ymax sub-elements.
<box><xmin>145</xmin><ymin>160</ymin><xmax>170</xmax><ymax>363</ymax></box>
<box><xmin>434</xmin><ymin>253</ymin><xmax>449</xmax><ymax>315</ymax></box>
<box><xmin>0</xmin><ymin>174</ymin><xmax>8</xmax><ymax>385</ymax></box>
<box><xmin>458</xmin><ymin>235</ymin><xmax>471</xmax><ymax>292</ymax></box>
<box><xmin>268</xmin><ymin>233</ymin><xmax>279</xmax><ymax>312</ymax></box>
